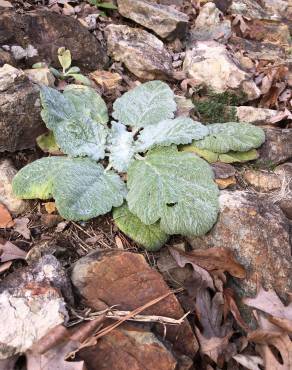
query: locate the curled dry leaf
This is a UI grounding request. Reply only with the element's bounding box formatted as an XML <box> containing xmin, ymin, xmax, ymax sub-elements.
<box><xmin>27</xmin><ymin>317</ymin><xmax>105</xmax><ymax>370</ymax></box>
<box><xmin>0</xmin><ymin>204</ymin><xmax>14</xmax><ymax>228</ymax></box>
<box><xmin>0</xmin><ymin>240</ymin><xmax>27</xmax><ymax>262</ymax></box>
<box><xmin>223</xmin><ymin>288</ymin><xmax>250</xmax><ymax>331</ymax></box>
<box><xmin>169</xmin><ymin>247</ymin><xmax>214</xmax><ymax>290</ymax></box>
<box><xmin>233</xmin><ymin>354</ymin><xmax>264</xmax><ymax>370</ymax></box>
<box><xmin>13</xmin><ymin>217</ymin><xmax>31</xmax><ymax>239</ymax></box>
<box><xmin>170</xmin><ymin>247</ymin><xmax>246</xmax><ymax>279</ymax></box>
<box><xmin>243</xmin><ymin>287</ymin><xmax>292</xmax><ymax>322</ymax></box>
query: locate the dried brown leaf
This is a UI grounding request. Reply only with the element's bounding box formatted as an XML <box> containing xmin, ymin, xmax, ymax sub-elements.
<box><xmin>224</xmin><ymin>288</ymin><xmax>250</xmax><ymax>331</ymax></box>
<box><xmin>169</xmin><ymin>247</ymin><xmax>214</xmax><ymax>290</ymax></box>
<box><xmin>13</xmin><ymin>217</ymin><xmax>31</xmax><ymax>239</ymax></box>
<box><xmin>0</xmin><ymin>204</ymin><xmax>14</xmax><ymax>228</ymax></box>
<box><xmin>233</xmin><ymin>354</ymin><xmax>264</xmax><ymax>370</ymax></box>
<box><xmin>0</xmin><ymin>240</ymin><xmax>27</xmax><ymax>262</ymax></box>
<box><xmin>243</xmin><ymin>287</ymin><xmax>292</xmax><ymax>322</ymax></box>
<box><xmin>171</xmin><ymin>247</ymin><xmax>245</xmax><ymax>279</ymax></box>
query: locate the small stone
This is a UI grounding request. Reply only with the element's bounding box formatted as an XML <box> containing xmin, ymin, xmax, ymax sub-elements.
<box><xmin>258</xmin><ymin>128</ymin><xmax>292</xmax><ymax>166</ymax></box>
<box><xmin>189</xmin><ymin>2</ymin><xmax>231</xmax><ymax>43</ymax></box>
<box><xmin>235</xmin><ymin>106</ymin><xmax>279</xmax><ymax>125</ymax></box>
<box><xmin>105</xmin><ymin>24</ymin><xmax>173</xmax><ymax>80</ymax></box>
<box><xmin>0</xmin><ymin>159</ymin><xmax>28</xmax><ymax>214</ymax></box>
<box><xmin>0</xmin><ymin>255</ymin><xmax>71</xmax><ymax>359</ymax></box>
<box><xmin>243</xmin><ymin>170</ymin><xmax>281</xmax><ymax>192</ymax></box>
<box><xmin>24</xmin><ymin>67</ymin><xmax>55</xmax><ymax>87</ymax></box>
<box><xmin>117</xmin><ymin>0</ymin><xmax>189</xmax><ymax>40</ymax></box>
<box><xmin>183</xmin><ymin>41</ymin><xmax>261</xmax><ymax>101</ymax></box>
<box><xmin>71</xmin><ymin>250</ymin><xmax>198</xmax><ymax>357</ymax></box>
<box><xmin>187</xmin><ymin>190</ymin><xmax>292</xmax><ymax>300</ymax></box>
<box><xmin>78</xmin><ymin>324</ymin><xmax>177</xmax><ymax>370</ymax></box>
<box><xmin>0</xmin><ymin>64</ymin><xmax>46</xmax><ymax>152</ymax></box>
<box><xmin>90</xmin><ymin>70</ymin><xmax>122</xmax><ymax>90</ymax></box>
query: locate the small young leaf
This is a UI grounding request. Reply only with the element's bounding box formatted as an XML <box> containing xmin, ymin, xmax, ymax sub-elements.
<box><xmin>53</xmin><ymin>159</ymin><xmax>126</xmax><ymax>220</ymax></box>
<box><xmin>12</xmin><ymin>157</ymin><xmax>68</xmax><ymax>200</ymax></box>
<box><xmin>113</xmin><ymin>203</ymin><xmax>168</xmax><ymax>251</ymax></box>
<box><xmin>66</xmin><ymin>66</ymin><xmax>80</xmax><ymax>74</ymax></box>
<box><xmin>96</xmin><ymin>2</ymin><xmax>117</xmax><ymax>9</ymax></box>
<box><xmin>49</xmin><ymin>67</ymin><xmax>63</xmax><ymax>79</ymax></box>
<box><xmin>68</xmin><ymin>73</ymin><xmax>92</xmax><ymax>87</ymax></box>
<box><xmin>40</xmin><ymin>85</ymin><xmax>108</xmax><ymax>160</ymax></box>
<box><xmin>57</xmin><ymin>47</ymin><xmax>71</xmax><ymax>71</ymax></box>
<box><xmin>107</xmin><ymin>122</ymin><xmax>135</xmax><ymax>172</ymax></box>
<box><xmin>136</xmin><ymin>117</ymin><xmax>208</xmax><ymax>152</ymax></box>
<box><xmin>127</xmin><ymin>146</ymin><xmax>219</xmax><ymax>236</ymax></box>
<box><xmin>112</xmin><ymin>81</ymin><xmax>176</xmax><ymax>128</ymax></box>
<box><xmin>194</xmin><ymin>122</ymin><xmax>265</xmax><ymax>153</ymax></box>
<box><xmin>36</xmin><ymin>131</ymin><xmax>60</xmax><ymax>154</ymax></box>
<box><xmin>32</xmin><ymin>62</ymin><xmax>47</xmax><ymax>69</ymax></box>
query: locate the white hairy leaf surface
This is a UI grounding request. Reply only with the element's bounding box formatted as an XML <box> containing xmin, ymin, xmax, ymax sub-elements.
<box><xmin>112</xmin><ymin>81</ymin><xmax>176</xmax><ymax>128</ymax></box>
<box><xmin>107</xmin><ymin>122</ymin><xmax>135</xmax><ymax>172</ymax></box>
<box><xmin>127</xmin><ymin>146</ymin><xmax>219</xmax><ymax>236</ymax></box>
<box><xmin>194</xmin><ymin>122</ymin><xmax>265</xmax><ymax>153</ymax></box>
<box><xmin>136</xmin><ymin>117</ymin><xmax>209</xmax><ymax>152</ymax></box>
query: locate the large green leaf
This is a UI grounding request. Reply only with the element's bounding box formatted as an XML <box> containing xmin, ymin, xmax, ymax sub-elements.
<box><xmin>112</xmin><ymin>81</ymin><xmax>176</xmax><ymax>128</ymax></box>
<box><xmin>13</xmin><ymin>157</ymin><xmax>126</xmax><ymax>221</ymax></box>
<box><xmin>194</xmin><ymin>122</ymin><xmax>265</xmax><ymax>153</ymax></box>
<box><xmin>113</xmin><ymin>203</ymin><xmax>168</xmax><ymax>251</ymax></box>
<box><xmin>127</xmin><ymin>146</ymin><xmax>219</xmax><ymax>236</ymax></box>
<box><xmin>53</xmin><ymin>159</ymin><xmax>126</xmax><ymax>220</ymax></box>
<box><xmin>12</xmin><ymin>157</ymin><xmax>67</xmax><ymax>199</ymax></box>
<box><xmin>40</xmin><ymin>86</ymin><xmax>108</xmax><ymax>160</ymax></box>
<box><xmin>107</xmin><ymin>122</ymin><xmax>135</xmax><ymax>172</ymax></box>
<box><xmin>136</xmin><ymin>117</ymin><xmax>209</xmax><ymax>152</ymax></box>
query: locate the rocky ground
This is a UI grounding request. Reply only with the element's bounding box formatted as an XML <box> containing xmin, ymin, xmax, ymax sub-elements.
<box><xmin>0</xmin><ymin>0</ymin><xmax>291</xmax><ymax>369</ymax></box>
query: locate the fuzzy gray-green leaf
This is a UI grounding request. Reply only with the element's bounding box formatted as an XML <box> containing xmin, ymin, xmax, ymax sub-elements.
<box><xmin>127</xmin><ymin>146</ymin><xmax>219</xmax><ymax>236</ymax></box>
<box><xmin>112</xmin><ymin>81</ymin><xmax>176</xmax><ymax>128</ymax></box>
<box><xmin>194</xmin><ymin>122</ymin><xmax>265</xmax><ymax>153</ymax></box>
<box><xmin>136</xmin><ymin>117</ymin><xmax>208</xmax><ymax>152</ymax></box>
<box><xmin>53</xmin><ymin>159</ymin><xmax>126</xmax><ymax>221</ymax></box>
<box><xmin>40</xmin><ymin>85</ymin><xmax>108</xmax><ymax>160</ymax></box>
<box><xmin>113</xmin><ymin>203</ymin><xmax>168</xmax><ymax>251</ymax></box>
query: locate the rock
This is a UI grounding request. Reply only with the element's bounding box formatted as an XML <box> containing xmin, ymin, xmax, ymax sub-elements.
<box><xmin>0</xmin><ymin>48</ymin><xmax>15</xmax><ymax>67</ymax></box>
<box><xmin>235</xmin><ymin>106</ymin><xmax>279</xmax><ymax>125</ymax></box>
<box><xmin>245</xmin><ymin>19</ymin><xmax>290</xmax><ymax>46</ymax></box>
<box><xmin>105</xmin><ymin>24</ymin><xmax>173</xmax><ymax>80</ymax></box>
<box><xmin>188</xmin><ymin>190</ymin><xmax>292</xmax><ymax>300</ymax></box>
<box><xmin>275</xmin><ymin>163</ymin><xmax>292</xmax><ymax>219</ymax></box>
<box><xmin>229</xmin><ymin>35</ymin><xmax>286</xmax><ymax>63</ymax></box>
<box><xmin>258</xmin><ymin>128</ymin><xmax>292</xmax><ymax>166</ymax></box>
<box><xmin>0</xmin><ymin>255</ymin><xmax>71</xmax><ymax>359</ymax></box>
<box><xmin>229</xmin><ymin>0</ymin><xmax>281</xmax><ymax>20</ymax></box>
<box><xmin>243</xmin><ymin>169</ymin><xmax>281</xmax><ymax>192</ymax></box>
<box><xmin>0</xmin><ymin>64</ymin><xmax>46</xmax><ymax>152</ymax></box>
<box><xmin>71</xmin><ymin>250</ymin><xmax>198</xmax><ymax>357</ymax></box>
<box><xmin>0</xmin><ymin>160</ymin><xmax>28</xmax><ymax>214</ymax></box>
<box><xmin>189</xmin><ymin>2</ymin><xmax>231</xmax><ymax>43</ymax></box>
<box><xmin>24</xmin><ymin>67</ymin><xmax>55</xmax><ymax>87</ymax></box>
<box><xmin>212</xmin><ymin>162</ymin><xmax>236</xmax><ymax>189</ymax></box>
<box><xmin>183</xmin><ymin>41</ymin><xmax>261</xmax><ymax>101</ymax></box>
<box><xmin>0</xmin><ymin>10</ymin><xmax>107</xmax><ymax>71</ymax></box>
<box><xmin>90</xmin><ymin>70</ymin><xmax>122</xmax><ymax>90</ymax></box>
<box><xmin>78</xmin><ymin>324</ymin><xmax>177</xmax><ymax>370</ymax></box>
<box><xmin>117</xmin><ymin>0</ymin><xmax>188</xmax><ymax>40</ymax></box>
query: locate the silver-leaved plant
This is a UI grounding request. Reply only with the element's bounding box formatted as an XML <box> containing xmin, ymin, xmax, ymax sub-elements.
<box><xmin>13</xmin><ymin>81</ymin><xmax>265</xmax><ymax>250</ymax></box>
